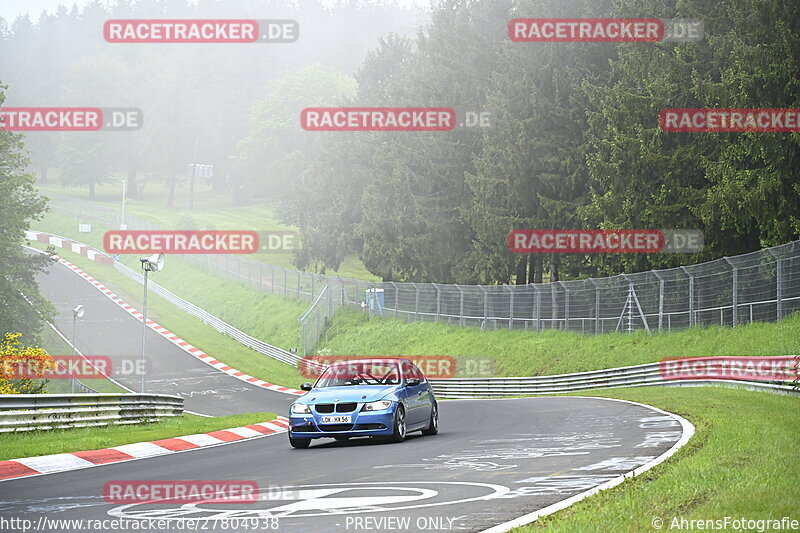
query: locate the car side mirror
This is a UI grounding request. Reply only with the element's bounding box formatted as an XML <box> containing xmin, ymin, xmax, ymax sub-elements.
<box><xmin>406</xmin><ymin>378</ymin><xmax>421</xmax><ymax>387</ymax></box>
<box><xmin>300</xmin><ymin>382</ymin><xmax>313</xmax><ymax>391</ymax></box>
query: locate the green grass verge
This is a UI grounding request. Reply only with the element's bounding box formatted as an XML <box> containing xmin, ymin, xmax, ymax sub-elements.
<box><xmin>0</xmin><ymin>412</ymin><xmax>277</xmax><ymax>461</ymax></box>
<box><xmin>27</xmin><ymin>239</ymin><xmax>304</xmax><ymax>389</ymax></box>
<box><xmin>317</xmin><ymin>308</ymin><xmax>800</xmax><ymax>376</ymax></box>
<box><xmin>508</xmin><ymin>386</ymin><xmax>799</xmax><ymax>532</ymax></box>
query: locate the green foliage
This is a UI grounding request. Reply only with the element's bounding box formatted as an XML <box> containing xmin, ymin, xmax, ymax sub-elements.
<box><xmin>289</xmin><ymin>0</ymin><xmax>800</xmax><ymax>283</ymax></box>
<box><xmin>0</xmin><ymin>85</ymin><xmax>53</xmax><ymax>338</ymax></box>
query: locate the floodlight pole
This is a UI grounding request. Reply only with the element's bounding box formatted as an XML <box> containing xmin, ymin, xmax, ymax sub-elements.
<box><xmin>71</xmin><ymin>305</ymin><xmax>82</xmax><ymax>393</ymax></box>
<box><xmin>140</xmin><ymin>264</ymin><xmax>149</xmax><ymax>393</ymax></box>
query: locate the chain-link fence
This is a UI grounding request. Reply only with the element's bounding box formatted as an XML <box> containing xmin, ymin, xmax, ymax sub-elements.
<box><xmin>49</xmin><ymin>195</ymin><xmax>800</xmax><ymax>357</ymax></box>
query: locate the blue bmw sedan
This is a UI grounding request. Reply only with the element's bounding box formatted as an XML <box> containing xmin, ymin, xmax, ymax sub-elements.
<box><xmin>288</xmin><ymin>358</ymin><xmax>439</xmax><ymax>448</ymax></box>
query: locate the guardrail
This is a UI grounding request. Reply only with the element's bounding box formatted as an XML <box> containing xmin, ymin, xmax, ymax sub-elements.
<box><xmin>0</xmin><ymin>393</ymin><xmax>184</xmax><ymax>432</ymax></box>
<box><xmin>429</xmin><ymin>360</ymin><xmax>800</xmax><ymax>398</ymax></box>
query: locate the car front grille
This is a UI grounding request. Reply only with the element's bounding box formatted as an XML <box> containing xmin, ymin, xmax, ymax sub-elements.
<box><xmin>318</xmin><ymin>424</ymin><xmax>353</xmax><ymax>432</ymax></box>
<box><xmin>315</xmin><ymin>402</ymin><xmax>358</xmax><ymax>413</ymax></box>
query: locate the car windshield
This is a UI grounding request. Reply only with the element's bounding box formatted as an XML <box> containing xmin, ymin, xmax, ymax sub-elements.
<box><xmin>314</xmin><ymin>361</ymin><xmax>400</xmax><ymax>388</ymax></box>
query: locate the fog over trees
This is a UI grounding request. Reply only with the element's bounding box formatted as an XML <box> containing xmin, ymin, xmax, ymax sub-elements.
<box><xmin>1</xmin><ymin>0</ymin><xmax>798</xmax><ymax>293</ymax></box>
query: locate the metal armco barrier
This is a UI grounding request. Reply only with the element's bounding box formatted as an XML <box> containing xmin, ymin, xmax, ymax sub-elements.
<box><xmin>0</xmin><ymin>393</ymin><xmax>184</xmax><ymax>432</ymax></box>
<box><xmin>429</xmin><ymin>359</ymin><xmax>800</xmax><ymax>398</ymax></box>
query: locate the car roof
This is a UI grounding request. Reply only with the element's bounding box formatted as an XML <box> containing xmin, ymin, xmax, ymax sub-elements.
<box><xmin>328</xmin><ymin>357</ymin><xmax>412</xmax><ymax>365</ymax></box>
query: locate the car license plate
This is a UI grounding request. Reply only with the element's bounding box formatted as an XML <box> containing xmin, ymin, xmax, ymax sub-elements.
<box><xmin>320</xmin><ymin>416</ymin><xmax>351</xmax><ymax>424</ymax></box>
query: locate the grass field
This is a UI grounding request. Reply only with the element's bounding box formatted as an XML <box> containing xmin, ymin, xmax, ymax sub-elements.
<box><xmin>316</xmin><ymin>308</ymin><xmax>800</xmax><ymax>377</ymax></box>
<box><xmin>510</xmin><ymin>386</ymin><xmax>800</xmax><ymax>532</ymax></box>
<box><xmin>0</xmin><ymin>412</ymin><xmax>277</xmax><ymax>462</ymax></box>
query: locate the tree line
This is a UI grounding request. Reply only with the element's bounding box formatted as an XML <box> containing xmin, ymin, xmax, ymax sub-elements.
<box><xmin>272</xmin><ymin>0</ymin><xmax>800</xmax><ymax>283</ymax></box>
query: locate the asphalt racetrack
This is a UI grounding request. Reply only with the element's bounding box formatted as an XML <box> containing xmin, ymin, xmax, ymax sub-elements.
<box><xmin>0</xmin><ymin>254</ymin><xmax>688</xmax><ymax>532</ymax></box>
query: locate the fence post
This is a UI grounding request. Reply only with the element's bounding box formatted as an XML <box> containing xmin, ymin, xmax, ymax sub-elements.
<box><xmin>680</xmin><ymin>266</ymin><xmax>694</xmax><ymax>327</ymax></box>
<box><xmin>284</xmin><ymin>269</ymin><xmax>288</xmax><ymax>297</ymax></box>
<box><xmin>768</xmin><ymin>250</ymin><xmax>783</xmax><ymax>320</ymax></box>
<box><xmin>723</xmin><ymin>257</ymin><xmax>737</xmax><ymax>327</ymax></box>
<box><xmin>296</xmin><ymin>272</ymin><xmax>301</xmax><ymax>298</ymax></box>
<box><xmin>502</xmin><ymin>284</ymin><xmax>513</xmax><ymax>329</ymax></box>
<box><xmin>588</xmin><ymin>278</ymin><xmax>599</xmax><ymax>334</ymax></box>
<box><xmin>270</xmin><ymin>266</ymin><xmax>275</xmax><ymax>294</ymax></box>
<box><xmin>534</xmin><ymin>285</ymin><xmax>541</xmax><ymax>331</ymax></box>
<box><xmin>311</xmin><ymin>275</ymin><xmax>315</xmax><ymax>301</ymax></box>
<box><xmin>434</xmin><ymin>284</ymin><xmax>441</xmax><ymax>322</ymax></box>
<box><xmin>653</xmin><ymin>271</ymin><xmax>664</xmax><ymax>332</ymax></box>
<box><xmin>559</xmin><ymin>281</ymin><xmax>569</xmax><ymax>331</ymax></box>
<box><xmin>456</xmin><ymin>285</ymin><xmax>464</xmax><ymax>326</ymax></box>
<box><xmin>412</xmin><ymin>283</ymin><xmax>420</xmax><ymax>321</ymax></box>
<box><xmin>259</xmin><ymin>264</ymin><xmax>263</xmax><ymax>290</ymax></box>
<box><xmin>481</xmin><ymin>286</ymin><xmax>488</xmax><ymax>329</ymax></box>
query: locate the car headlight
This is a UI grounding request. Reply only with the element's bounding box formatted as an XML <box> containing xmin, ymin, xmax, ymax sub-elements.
<box><xmin>361</xmin><ymin>400</ymin><xmax>393</xmax><ymax>411</ymax></box>
<box><xmin>291</xmin><ymin>403</ymin><xmax>311</xmax><ymax>414</ymax></box>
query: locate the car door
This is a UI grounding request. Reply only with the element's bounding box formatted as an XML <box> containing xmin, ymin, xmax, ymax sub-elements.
<box><xmin>402</xmin><ymin>362</ymin><xmax>430</xmax><ymax>427</ymax></box>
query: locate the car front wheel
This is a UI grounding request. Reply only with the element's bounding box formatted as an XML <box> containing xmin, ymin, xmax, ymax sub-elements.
<box><xmin>388</xmin><ymin>405</ymin><xmax>406</xmax><ymax>443</ymax></box>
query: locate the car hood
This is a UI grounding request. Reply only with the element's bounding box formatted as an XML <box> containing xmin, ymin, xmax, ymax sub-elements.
<box><xmin>300</xmin><ymin>385</ymin><xmax>398</xmax><ymax>404</ymax></box>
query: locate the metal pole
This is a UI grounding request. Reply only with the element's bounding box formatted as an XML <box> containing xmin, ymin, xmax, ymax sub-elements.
<box><xmin>653</xmin><ymin>271</ymin><xmax>664</xmax><ymax>332</ymax></box>
<box><xmin>723</xmin><ymin>258</ymin><xmax>737</xmax><ymax>327</ymax></box>
<box><xmin>71</xmin><ymin>314</ymin><xmax>77</xmax><ymax>394</ymax></box>
<box><xmin>559</xmin><ymin>281</ymin><xmax>568</xmax><ymax>331</ymax></box>
<box><xmin>481</xmin><ymin>286</ymin><xmax>488</xmax><ymax>329</ymax></box>
<box><xmin>457</xmin><ymin>285</ymin><xmax>464</xmax><ymax>326</ymax></box>
<box><xmin>588</xmin><ymin>278</ymin><xmax>599</xmax><ymax>334</ymax></box>
<box><xmin>435</xmin><ymin>284</ymin><xmax>441</xmax><ymax>322</ymax></box>
<box><xmin>504</xmin><ymin>284</ymin><xmax>514</xmax><ymax>329</ymax></box>
<box><xmin>680</xmin><ymin>266</ymin><xmax>693</xmax><ymax>327</ymax></box>
<box><xmin>768</xmin><ymin>250</ymin><xmax>783</xmax><ymax>321</ymax></box>
<box><xmin>413</xmin><ymin>283</ymin><xmax>420</xmax><ymax>321</ymax></box>
<box><xmin>141</xmin><ymin>268</ymin><xmax>148</xmax><ymax>393</ymax></box>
